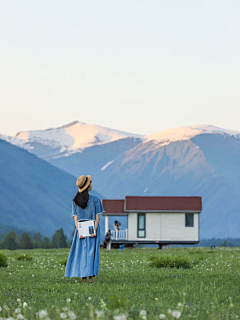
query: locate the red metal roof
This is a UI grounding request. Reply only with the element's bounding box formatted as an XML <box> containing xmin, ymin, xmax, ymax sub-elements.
<box><xmin>125</xmin><ymin>196</ymin><xmax>202</xmax><ymax>212</ymax></box>
<box><xmin>102</xmin><ymin>199</ymin><xmax>127</xmax><ymax>216</ymax></box>
<box><xmin>102</xmin><ymin>196</ymin><xmax>202</xmax><ymax>215</ymax></box>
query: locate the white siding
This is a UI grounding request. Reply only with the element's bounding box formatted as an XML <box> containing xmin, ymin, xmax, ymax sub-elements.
<box><xmin>128</xmin><ymin>212</ymin><xmax>199</xmax><ymax>242</ymax></box>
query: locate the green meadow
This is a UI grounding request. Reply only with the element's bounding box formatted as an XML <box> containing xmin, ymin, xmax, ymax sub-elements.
<box><xmin>0</xmin><ymin>247</ymin><xmax>240</xmax><ymax>320</ymax></box>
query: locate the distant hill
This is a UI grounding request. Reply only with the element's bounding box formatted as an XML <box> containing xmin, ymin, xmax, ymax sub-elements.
<box><xmin>0</xmin><ymin>139</ymin><xmax>105</xmax><ymax>240</ymax></box>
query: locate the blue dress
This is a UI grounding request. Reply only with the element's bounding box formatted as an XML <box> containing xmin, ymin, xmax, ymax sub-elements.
<box><xmin>64</xmin><ymin>194</ymin><xmax>104</xmax><ymax>278</ymax></box>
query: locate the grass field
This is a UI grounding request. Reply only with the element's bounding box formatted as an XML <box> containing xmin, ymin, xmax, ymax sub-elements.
<box><xmin>0</xmin><ymin>247</ymin><xmax>240</xmax><ymax>319</ymax></box>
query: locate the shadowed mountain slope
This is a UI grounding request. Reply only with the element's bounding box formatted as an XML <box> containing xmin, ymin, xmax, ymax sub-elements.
<box><xmin>0</xmin><ymin>139</ymin><xmax>104</xmax><ymax>239</ymax></box>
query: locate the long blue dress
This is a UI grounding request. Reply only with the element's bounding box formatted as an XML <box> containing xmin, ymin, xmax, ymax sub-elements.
<box><xmin>64</xmin><ymin>194</ymin><xmax>104</xmax><ymax>278</ymax></box>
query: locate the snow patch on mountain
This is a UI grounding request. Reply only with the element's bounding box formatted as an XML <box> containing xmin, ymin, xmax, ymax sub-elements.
<box><xmin>101</xmin><ymin>160</ymin><xmax>115</xmax><ymax>171</ymax></box>
<box><xmin>145</xmin><ymin>125</ymin><xmax>240</xmax><ymax>147</ymax></box>
<box><xmin>2</xmin><ymin>121</ymin><xmax>143</xmax><ymax>157</ymax></box>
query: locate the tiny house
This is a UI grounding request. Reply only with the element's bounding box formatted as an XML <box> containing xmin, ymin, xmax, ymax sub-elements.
<box><xmin>102</xmin><ymin>196</ymin><xmax>202</xmax><ymax>248</ymax></box>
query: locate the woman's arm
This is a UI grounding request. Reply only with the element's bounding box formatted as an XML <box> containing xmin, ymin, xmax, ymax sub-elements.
<box><xmin>74</xmin><ymin>215</ymin><xmax>78</xmax><ymax>229</ymax></box>
<box><xmin>74</xmin><ymin>216</ymin><xmax>85</xmax><ymax>239</ymax></box>
<box><xmin>94</xmin><ymin>214</ymin><xmax>100</xmax><ymax>231</ymax></box>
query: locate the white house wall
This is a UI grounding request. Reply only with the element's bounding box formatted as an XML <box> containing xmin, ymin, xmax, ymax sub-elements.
<box><xmin>128</xmin><ymin>212</ymin><xmax>199</xmax><ymax>242</ymax></box>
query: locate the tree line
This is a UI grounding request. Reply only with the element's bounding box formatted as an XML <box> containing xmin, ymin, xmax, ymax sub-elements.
<box><xmin>0</xmin><ymin>228</ymin><xmax>71</xmax><ymax>250</ymax></box>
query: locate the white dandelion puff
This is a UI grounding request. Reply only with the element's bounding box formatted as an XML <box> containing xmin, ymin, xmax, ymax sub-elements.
<box><xmin>38</xmin><ymin>310</ymin><xmax>48</xmax><ymax>318</ymax></box>
<box><xmin>140</xmin><ymin>310</ymin><xmax>147</xmax><ymax>316</ymax></box>
<box><xmin>23</xmin><ymin>302</ymin><xmax>28</xmax><ymax>308</ymax></box>
<box><xmin>66</xmin><ymin>298</ymin><xmax>71</xmax><ymax>303</ymax></box>
<box><xmin>159</xmin><ymin>315</ymin><xmax>166</xmax><ymax>319</ymax></box>
<box><xmin>68</xmin><ymin>311</ymin><xmax>77</xmax><ymax>319</ymax></box>
<box><xmin>60</xmin><ymin>312</ymin><xmax>67</xmax><ymax>319</ymax></box>
<box><xmin>172</xmin><ymin>310</ymin><xmax>181</xmax><ymax>318</ymax></box>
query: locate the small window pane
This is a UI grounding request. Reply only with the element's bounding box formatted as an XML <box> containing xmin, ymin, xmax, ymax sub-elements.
<box><xmin>185</xmin><ymin>214</ymin><xmax>194</xmax><ymax>227</ymax></box>
<box><xmin>138</xmin><ymin>230</ymin><xmax>145</xmax><ymax>237</ymax></box>
<box><xmin>139</xmin><ymin>215</ymin><xmax>145</xmax><ymax>229</ymax></box>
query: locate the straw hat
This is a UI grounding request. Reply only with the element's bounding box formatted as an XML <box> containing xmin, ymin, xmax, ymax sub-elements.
<box><xmin>76</xmin><ymin>175</ymin><xmax>92</xmax><ymax>193</ymax></box>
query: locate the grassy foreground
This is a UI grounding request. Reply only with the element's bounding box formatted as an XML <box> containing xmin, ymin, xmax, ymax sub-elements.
<box><xmin>0</xmin><ymin>247</ymin><xmax>240</xmax><ymax>319</ymax></box>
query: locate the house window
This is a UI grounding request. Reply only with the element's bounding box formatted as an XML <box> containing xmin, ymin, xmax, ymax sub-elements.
<box><xmin>137</xmin><ymin>213</ymin><xmax>146</xmax><ymax>238</ymax></box>
<box><xmin>185</xmin><ymin>213</ymin><xmax>194</xmax><ymax>227</ymax></box>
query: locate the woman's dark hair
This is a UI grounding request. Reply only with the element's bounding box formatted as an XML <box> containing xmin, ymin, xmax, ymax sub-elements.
<box><xmin>73</xmin><ymin>188</ymin><xmax>89</xmax><ymax>209</ymax></box>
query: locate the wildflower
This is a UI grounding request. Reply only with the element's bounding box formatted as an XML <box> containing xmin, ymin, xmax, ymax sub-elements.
<box><xmin>38</xmin><ymin>310</ymin><xmax>48</xmax><ymax>318</ymax></box>
<box><xmin>88</xmin><ymin>297</ymin><xmax>92</xmax><ymax>301</ymax></box>
<box><xmin>155</xmin><ymin>298</ymin><xmax>159</xmax><ymax>301</ymax></box>
<box><xmin>100</xmin><ymin>299</ymin><xmax>106</xmax><ymax>308</ymax></box>
<box><xmin>167</xmin><ymin>309</ymin><xmax>172</xmax><ymax>315</ymax></box>
<box><xmin>159</xmin><ymin>315</ymin><xmax>166</xmax><ymax>319</ymax></box>
<box><xmin>17</xmin><ymin>299</ymin><xmax>21</xmax><ymax>303</ymax></box>
<box><xmin>23</xmin><ymin>302</ymin><xmax>28</xmax><ymax>308</ymax></box>
<box><xmin>74</xmin><ymin>292</ymin><xmax>78</xmax><ymax>295</ymax></box>
<box><xmin>113</xmin><ymin>314</ymin><xmax>127</xmax><ymax>320</ymax></box>
<box><xmin>172</xmin><ymin>310</ymin><xmax>181</xmax><ymax>318</ymax></box>
<box><xmin>178</xmin><ymin>303</ymin><xmax>183</xmax><ymax>307</ymax></box>
<box><xmin>17</xmin><ymin>314</ymin><xmax>24</xmax><ymax>319</ymax></box>
<box><xmin>32</xmin><ymin>274</ymin><xmax>35</xmax><ymax>277</ymax></box>
<box><xmin>62</xmin><ymin>307</ymin><xmax>68</xmax><ymax>312</ymax></box>
<box><xmin>68</xmin><ymin>311</ymin><xmax>77</xmax><ymax>319</ymax></box>
<box><xmin>95</xmin><ymin>310</ymin><xmax>104</xmax><ymax>317</ymax></box>
<box><xmin>9</xmin><ymin>273</ymin><xmax>11</xmax><ymax>275</ymax></box>
<box><xmin>15</xmin><ymin>308</ymin><xmax>21</xmax><ymax>313</ymax></box>
<box><xmin>140</xmin><ymin>310</ymin><xmax>147</xmax><ymax>316</ymax></box>
<box><xmin>66</xmin><ymin>298</ymin><xmax>71</xmax><ymax>303</ymax></box>
<box><xmin>60</xmin><ymin>312</ymin><xmax>67</xmax><ymax>319</ymax></box>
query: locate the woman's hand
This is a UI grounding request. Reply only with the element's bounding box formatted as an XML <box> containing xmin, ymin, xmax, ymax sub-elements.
<box><xmin>79</xmin><ymin>235</ymin><xmax>85</xmax><ymax>239</ymax></box>
<box><xmin>90</xmin><ymin>233</ymin><xmax>96</xmax><ymax>237</ymax></box>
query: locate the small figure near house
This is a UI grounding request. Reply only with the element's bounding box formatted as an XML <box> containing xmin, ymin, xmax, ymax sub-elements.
<box><xmin>114</xmin><ymin>220</ymin><xmax>121</xmax><ymax>231</ymax></box>
<box><xmin>104</xmin><ymin>229</ymin><xmax>112</xmax><ymax>251</ymax></box>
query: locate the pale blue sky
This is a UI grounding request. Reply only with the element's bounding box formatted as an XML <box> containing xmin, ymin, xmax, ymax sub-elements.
<box><xmin>0</xmin><ymin>0</ymin><xmax>239</xmax><ymax>136</ymax></box>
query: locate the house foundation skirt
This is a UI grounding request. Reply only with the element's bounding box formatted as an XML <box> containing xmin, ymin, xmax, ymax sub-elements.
<box><xmin>64</xmin><ymin>225</ymin><xmax>100</xmax><ymax>278</ymax></box>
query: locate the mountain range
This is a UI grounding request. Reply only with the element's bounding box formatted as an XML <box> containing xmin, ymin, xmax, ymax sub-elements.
<box><xmin>1</xmin><ymin>122</ymin><xmax>240</xmax><ymax>240</ymax></box>
<box><xmin>0</xmin><ymin>139</ymin><xmax>105</xmax><ymax>241</ymax></box>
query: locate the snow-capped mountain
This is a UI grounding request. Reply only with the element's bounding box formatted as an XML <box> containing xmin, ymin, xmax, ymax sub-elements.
<box><xmin>145</xmin><ymin>124</ymin><xmax>240</xmax><ymax>147</ymax></box>
<box><xmin>0</xmin><ymin>121</ymin><xmax>143</xmax><ymax>160</ymax></box>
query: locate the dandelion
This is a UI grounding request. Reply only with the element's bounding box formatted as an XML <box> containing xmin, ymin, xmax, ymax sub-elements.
<box><xmin>167</xmin><ymin>309</ymin><xmax>172</xmax><ymax>315</ymax></box>
<box><xmin>38</xmin><ymin>310</ymin><xmax>48</xmax><ymax>318</ymax></box>
<box><xmin>95</xmin><ymin>310</ymin><xmax>104</xmax><ymax>317</ymax></box>
<box><xmin>66</xmin><ymin>298</ymin><xmax>71</xmax><ymax>303</ymax></box>
<box><xmin>23</xmin><ymin>302</ymin><xmax>28</xmax><ymax>308</ymax></box>
<box><xmin>140</xmin><ymin>310</ymin><xmax>147</xmax><ymax>316</ymax></box>
<box><xmin>17</xmin><ymin>299</ymin><xmax>21</xmax><ymax>303</ymax></box>
<box><xmin>62</xmin><ymin>307</ymin><xmax>68</xmax><ymax>312</ymax></box>
<box><xmin>88</xmin><ymin>297</ymin><xmax>92</xmax><ymax>301</ymax></box>
<box><xmin>15</xmin><ymin>308</ymin><xmax>21</xmax><ymax>313</ymax></box>
<box><xmin>159</xmin><ymin>315</ymin><xmax>166</xmax><ymax>319</ymax></box>
<box><xmin>172</xmin><ymin>310</ymin><xmax>181</xmax><ymax>318</ymax></box>
<box><xmin>17</xmin><ymin>314</ymin><xmax>24</xmax><ymax>319</ymax></box>
<box><xmin>60</xmin><ymin>312</ymin><xmax>67</xmax><ymax>319</ymax></box>
<box><xmin>155</xmin><ymin>298</ymin><xmax>159</xmax><ymax>301</ymax></box>
<box><xmin>74</xmin><ymin>292</ymin><xmax>78</xmax><ymax>295</ymax></box>
<box><xmin>113</xmin><ymin>314</ymin><xmax>127</xmax><ymax>320</ymax></box>
<box><xmin>9</xmin><ymin>273</ymin><xmax>11</xmax><ymax>275</ymax></box>
<box><xmin>32</xmin><ymin>274</ymin><xmax>35</xmax><ymax>277</ymax></box>
<box><xmin>68</xmin><ymin>311</ymin><xmax>77</xmax><ymax>319</ymax></box>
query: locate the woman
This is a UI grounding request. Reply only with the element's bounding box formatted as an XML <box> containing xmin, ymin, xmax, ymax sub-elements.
<box><xmin>64</xmin><ymin>175</ymin><xmax>104</xmax><ymax>283</ymax></box>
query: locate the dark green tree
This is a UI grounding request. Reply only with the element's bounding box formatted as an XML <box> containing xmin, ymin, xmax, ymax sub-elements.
<box><xmin>2</xmin><ymin>231</ymin><xmax>17</xmax><ymax>250</ymax></box>
<box><xmin>33</xmin><ymin>232</ymin><xmax>42</xmax><ymax>248</ymax></box>
<box><xmin>19</xmin><ymin>232</ymin><xmax>33</xmax><ymax>249</ymax></box>
<box><xmin>52</xmin><ymin>228</ymin><xmax>68</xmax><ymax>248</ymax></box>
<box><xmin>42</xmin><ymin>237</ymin><xmax>51</xmax><ymax>249</ymax></box>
